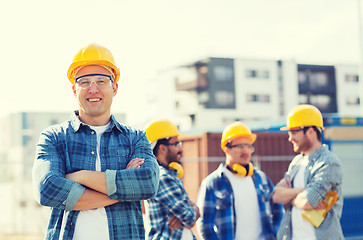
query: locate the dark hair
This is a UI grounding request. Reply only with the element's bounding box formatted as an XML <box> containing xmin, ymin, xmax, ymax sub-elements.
<box><xmin>225</xmin><ymin>141</ymin><xmax>232</xmax><ymax>148</ymax></box>
<box><xmin>153</xmin><ymin>138</ymin><xmax>170</xmax><ymax>156</ymax></box>
<box><xmin>303</xmin><ymin>126</ymin><xmax>322</xmax><ymax>141</ymax></box>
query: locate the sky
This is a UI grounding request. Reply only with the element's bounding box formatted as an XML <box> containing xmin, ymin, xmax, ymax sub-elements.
<box><xmin>0</xmin><ymin>0</ymin><xmax>361</xmax><ymax>126</ymax></box>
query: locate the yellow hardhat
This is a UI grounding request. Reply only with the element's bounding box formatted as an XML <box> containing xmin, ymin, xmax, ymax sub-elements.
<box><xmin>280</xmin><ymin>104</ymin><xmax>324</xmax><ymax>130</ymax></box>
<box><xmin>144</xmin><ymin>120</ymin><xmax>179</xmax><ymax>144</ymax></box>
<box><xmin>67</xmin><ymin>43</ymin><xmax>120</xmax><ymax>84</ymax></box>
<box><xmin>221</xmin><ymin>122</ymin><xmax>257</xmax><ymax>150</ymax></box>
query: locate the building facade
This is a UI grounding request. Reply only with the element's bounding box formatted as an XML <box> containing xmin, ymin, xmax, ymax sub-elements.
<box><xmin>146</xmin><ymin>57</ymin><xmax>360</xmax><ymax>131</ymax></box>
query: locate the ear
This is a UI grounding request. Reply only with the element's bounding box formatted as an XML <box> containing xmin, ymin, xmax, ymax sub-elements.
<box><xmin>223</xmin><ymin>146</ymin><xmax>230</xmax><ymax>154</ymax></box>
<box><xmin>113</xmin><ymin>82</ymin><xmax>118</xmax><ymax>96</ymax></box>
<box><xmin>160</xmin><ymin>144</ymin><xmax>168</xmax><ymax>153</ymax></box>
<box><xmin>156</xmin><ymin>144</ymin><xmax>168</xmax><ymax>157</ymax></box>
<box><xmin>72</xmin><ymin>85</ymin><xmax>77</xmax><ymax>97</ymax></box>
<box><xmin>306</xmin><ymin>127</ymin><xmax>314</xmax><ymax>136</ymax></box>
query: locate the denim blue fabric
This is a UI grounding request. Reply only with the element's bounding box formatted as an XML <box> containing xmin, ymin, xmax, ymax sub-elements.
<box><xmin>197</xmin><ymin>164</ymin><xmax>283</xmax><ymax>240</ymax></box>
<box><xmin>32</xmin><ymin>111</ymin><xmax>159</xmax><ymax>239</ymax></box>
<box><xmin>146</xmin><ymin>166</ymin><xmax>197</xmax><ymax>240</ymax></box>
<box><xmin>277</xmin><ymin>145</ymin><xmax>344</xmax><ymax>240</ymax></box>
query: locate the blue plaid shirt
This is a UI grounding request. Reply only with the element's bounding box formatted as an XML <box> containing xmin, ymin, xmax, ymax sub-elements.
<box><xmin>196</xmin><ymin>164</ymin><xmax>283</xmax><ymax>240</ymax></box>
<box><xmin>32</xmin><ymin>112</ymin><xmax>160</xmax><ymax>240</ymax></box>
<box><xmin>146</xmin><ymin>166</ymin><xmax>197</xmax><ymax>240</ymax></box>
<box><xmin>277</xmin><ymin>145</ymin><xmax>344</xmax><ymax>240</ymax></box>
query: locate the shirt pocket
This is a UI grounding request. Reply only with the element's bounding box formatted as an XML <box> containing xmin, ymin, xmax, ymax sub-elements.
<box><xmin>107</xmin><ymin>148</ymin><xmax>130</xmax><ymax>170</ymax></box>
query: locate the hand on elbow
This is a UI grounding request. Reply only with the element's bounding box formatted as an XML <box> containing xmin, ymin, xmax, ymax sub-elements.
<box><xmin>293</xmin><ymin>192</ymin><xmax>313</xmax><ymax>209</ymax></box>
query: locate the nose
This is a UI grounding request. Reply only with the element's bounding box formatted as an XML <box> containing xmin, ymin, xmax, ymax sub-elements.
<box><xmin>288</xmin><ymin>134</ymin><xmax>293</xmax><ymax>142</ymax></box>
<box><xmin>88</xmin><ymin>81</ymin><xmax>99</xmax><ymax>92</ymax></box>
<box><xmin>242</xmin><ymin>148</ymin><xmax>250</xmax><ymax>153</ymax></box>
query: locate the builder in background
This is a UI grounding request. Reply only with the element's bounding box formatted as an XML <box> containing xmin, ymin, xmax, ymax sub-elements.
<box><xmin>144</xmin><ymin>120</ymin><xmax>200</xmax><ymax>240</ymax></box>
<box><xmin>196</xmin><ymin>122</ymin><xmax>283</xmax><ymax>240</ymax></box>
<box><xmin>32</xmin><ymin>43</ymin><xmax>159</xmax><ymax>240</ymax></box>
<box><xmin>273</xmin><ymin>104</ymin><xmax>344</xmax><ymax>240</ymax></box>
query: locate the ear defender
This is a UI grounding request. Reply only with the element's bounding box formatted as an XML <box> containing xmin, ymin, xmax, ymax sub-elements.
<box><xmin>231</xmin><ymin>162</ymin><xmax>254</xmax><ymax>177</ymax></box>
<box><xmin>168</xmin><ymin>162</ymin><xmax>184</xmax><ymax>178</ymax></box>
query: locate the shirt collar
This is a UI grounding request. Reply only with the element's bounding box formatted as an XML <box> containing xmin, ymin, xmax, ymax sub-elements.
<box><xmin>308</xmin><ymin>144</ymin><xmax>328</xmax><ymax>163</ymax></box>
<box><xmin>217</xmin><ymin>163</ymin><xmax>227</xmax><ymax>178</ymax></box>
<box><xmin>70</xmin><ymin>111</ymin><xmax>123</xmax><ymax>133</ymax></box>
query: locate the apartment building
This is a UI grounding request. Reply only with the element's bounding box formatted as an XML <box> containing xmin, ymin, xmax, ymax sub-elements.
<box><xmin>335</xmin><ymin>64</ymin><xmax>361</xmax><ymax>114</ymax></box>
<box><xmin>146</xmin><ymin>57</ymin><xmax>360</xmax><ymax>131</ymax></box>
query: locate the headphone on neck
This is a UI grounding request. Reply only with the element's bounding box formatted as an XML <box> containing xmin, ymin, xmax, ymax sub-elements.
<box><xmin>159</xmin><ymin>161</ymin><xmax>184</xmax><ymax>179</ymax></box>
<box><xmin>226</xmin><ymin>162</ymin><xmax>254</xmax><ymax>177</ymax></box>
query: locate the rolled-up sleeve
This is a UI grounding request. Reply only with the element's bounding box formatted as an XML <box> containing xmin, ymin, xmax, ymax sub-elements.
<box><xmin>305</xmin><ymin>155</ymin><xmax>342</xmax><ymax>208</ymax></box>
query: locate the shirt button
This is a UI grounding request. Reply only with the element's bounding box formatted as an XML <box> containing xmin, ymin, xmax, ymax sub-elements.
<box><xmin>91</xmin><ymin>151</ymin><xmax>95</xmax><ymax>155</ymax></box>
<box><xmin>91</xmin><ymin>131</ymin><xmax>95</xmax><ymax>134</ymax></box>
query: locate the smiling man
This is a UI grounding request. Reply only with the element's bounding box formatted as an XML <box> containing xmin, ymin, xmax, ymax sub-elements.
<box><xmin>273</xmin><ymin>104</ymin><xmax>344</xmax><ymax>240</ymax></box>
<box><xmin>196</xmin><ymin>122</ymin><xmax>283</xmax><ymax>240</ymax></box>
<box><xmin>32</xmin><ymin>43</ymin><xmax>159</xmax><ymax>240</ymax></box>
<box><xmin>72</xmin><ymin>65</ymin><xmax>116</xmax><ymax>124</ymax></box>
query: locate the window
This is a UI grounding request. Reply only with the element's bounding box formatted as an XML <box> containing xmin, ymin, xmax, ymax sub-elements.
<box><xmin>297</xmin><ymin>65</ymin><xmax>337</xmax><ymax>113</ymax></box>
<box><xmin>299</xmin><ymin>94</ymin><xmax>333</xmax><ymax>111</ymax></box>
<box><xmin>346</xmin><ymin>97</ymin><xmax>360</xmax><ymax>105</ymax></box>
<box><xmin>215</xmin><ymin>91</ymin><xmax>235</xmax><ymax>106</ymax></box>
<box><xmin>246</xmin><ymin>70</ymin><xmax>256</xmax><ymax>78</ymax></box>
<box><xmin>247</xmin><ymin>94</ymin><xmax>270</xmax><ymax>103</ymax></box>
<box><xmin>213</xmin><ymin>66</ymin><xmax>233</xmax><ymax>82</ymax></box>
<box><xmin>345</xmin><ymin>74</ymin><xmax>359</xmax><ymax>83</ymax></box>
<box><xmin>257</xmin><ymin>70</ymin><xmax>269</xmax><ymax>78</ymax></box>
<box><xmin>310</xmin><ymin>72</ymin><xmax>329</xmax><ymax>88</ymax></box>
<box><xmin>246</xmin><ymin>69</ymin><xmax>269</xmax><ymax>79</ymax></box>
<box><xmin>310</xmin><ymin>94</ymin><xmax>331</xmax><ymax>107</ymax></box>
<box><xmin>298</xmin><ymin>72</ymin><xmax>307</xmax><ymax>84</ymax></box>
<box><xmin>298</xmin><ymin>69</ymin><xmax>331</xmax><ymax>90</ymax></box>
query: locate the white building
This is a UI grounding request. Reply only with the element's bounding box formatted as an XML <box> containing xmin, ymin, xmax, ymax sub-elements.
<box><xmin>335</xmin><ymin>64</ymin><xmax>360</xmax><ymax>114</ymax></box>
<box><xmin>146</xmin><ymin>57</ymin><xmax>360</xmax><ymax>131</ymax></box>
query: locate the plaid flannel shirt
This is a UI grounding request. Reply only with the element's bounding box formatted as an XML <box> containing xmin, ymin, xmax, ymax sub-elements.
<box><xmin>196</xmin><ymin>164</ymin><xmax>283</xmax><ymax>240</ymax></box>
<box><xmin>146</xmin><ymin>166</ymin><xmax>197</xmax><ymax>240</ymax></box>
<box><xmin>277</xmin><ymin>145</ymin><xmax>344</xmax><ymax>240</ymax></box>
<box><xmin>32</xmin><ymin>112</ymin><xmax>160</xmax><ymax>240</ymax></box>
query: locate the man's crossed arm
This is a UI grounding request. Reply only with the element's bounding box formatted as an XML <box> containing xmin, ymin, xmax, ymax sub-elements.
<box><xmin>65</xmin><ymin>158</ymin><xmax>145</xmax><ymax>210</ymax></box>
<box><xmin>273</xmin><ymin>176</ymin><xmax>326</xmax><ymax>210</ymax></box>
